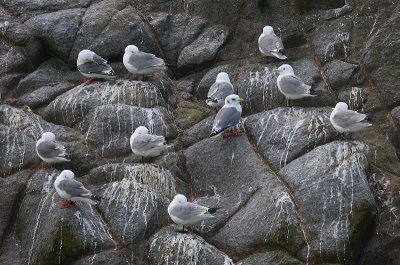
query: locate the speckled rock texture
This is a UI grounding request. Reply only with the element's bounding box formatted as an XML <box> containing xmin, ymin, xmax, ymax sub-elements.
<box><xmin>1</xmin><ymin>0</ymin><xmax>400</xmax><ymax>264</ymax></box>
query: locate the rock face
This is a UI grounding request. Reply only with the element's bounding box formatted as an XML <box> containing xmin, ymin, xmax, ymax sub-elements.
<box><xmin>1</xmin><ymin>0</ymin><xmax>400</xmax><ymax>264</ymax></box>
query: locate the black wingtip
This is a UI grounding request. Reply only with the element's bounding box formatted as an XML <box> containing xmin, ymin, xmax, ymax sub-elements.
<box><xmin>208</xmin><ymin>207</ymin><xmax>222</xmax><ymax>214</ymax></box>
<box><xmin>165</xmin><ymin>63</ymin><xmax>177</xmax><ymax>68</ymax></box>
<box><xmin>91</xmin><ymin>195</ymin><xmax>102</xmax><ymax>201</ymax></box>
<box><xmin>209</xmin><ymin>132</ymin><xmax>217</xmax><ymax>138</ymax></box>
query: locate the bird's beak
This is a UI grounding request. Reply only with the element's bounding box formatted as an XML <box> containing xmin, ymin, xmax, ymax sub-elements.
<box><xmin>239</xmin><ymin>98</ymin><xmax>244</xmax><ymax>103</ymax></box>
<box><xmin>272</xmin><ymin>67</ymin><xmax>280</xmax><ymax>76</ymax></box>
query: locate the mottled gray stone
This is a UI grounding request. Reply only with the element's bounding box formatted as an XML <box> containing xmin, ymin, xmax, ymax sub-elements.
<box><xmin>324</xmin><ymin>59</ymin><xmax>358</xmax><ymax>88</ymax></box>
<box><xmin>150</xmin><ymin>13</ymin><xmax>208</xmax><ymax>64</ymax></box>
<box><xmin>76</xmin><ymin>104</ymin><xmax>175</xmax><ymax>158</ymax></box>
<box><xmin>0</xmin><ymin>170</ymin><xmax>115</xmax><ymax>265</ymax></box>
<box><xmin>17</xmin><ymin>83</ymin><xmax>74</xmax><ymax>108</ymax></box>
<box><xmin>182</xmin><ymin>115</ymin><xmax>215</xmax><ymax>147</ymax></box>
<box><xmin>363</xmin><ymin>10</ymin><xmax>400</xmax><ymax>108</ymax></box>
<box><xmin>309</xmin><ymin>17</ymin><xmax>353</xmax><ymax>65</ymax></box>
<box><xmin>0</xmin><ymin>14</ymin><xmax>33</xmax><ymax>45</ymax></box>
<box><xmin>69</xmin><ymin>4</ymin><xmax>157</xmax><ymax>64</ymax></box>
<box><xmin>24</xmin><ymin>9</ymin><xmax>85</xmax><ymax>61</ymax></box>
<box><xmin>148</xmin><ymin>226</ymin><xmax>233</xmax><ymax>265</ymax></box>
<box><xmin>0</xmin><ymin>0</ymin><xmax>90</xmax><ymax>19</ymax></box>
<box><xmin>280</xmin><ymin>141</ymin><xmax>376</xmax><ymax>263</ymax></box>
<box><xmin>16</xmin><ymin>58</ymin><xmax>83</xmax><ymax>98</ymax></box>
<box><xmin>237</xmin><ymin>251</ymin><xmax>304</xmax><ymax>265</ymax></box>
<box><xmin>44</xmin><ymin>80</ymin><xmax>166</xmax><ymax>127</ymax></box>
<box><xmin>245</xmin><ymin>107</ymin><xmax>337</xmax><ymax>171</ymax></box>
<box><xmin>90</xmin><ymin>164</ymin><xmax>177</xmax><ymax>247</ymax></box>
<box><xmin>72</xmin><ymin>249</ymin><xmax>133</xmax><ymax>265</ymax></box>
<box><xmin>211</xmin><ymin>185</ymin><xmax>305</xmax><ymax>258</ymax></box>
<box><xmin>185</xmin><ymin>135</ymin><xmax>275</xmax><ymax>236</ymax></box>
<box><xmin>0</xmin><ymin>125</ymin><xmax>39</xmax><ymax>177</ymax></box>
<box><xmin>178</xmin><ymin>25</ymin><xmax>230</xmax><ymax>70</ymax></box>
<box><xmin>0</xmin><ymin>171</ymin><xmax>30</xmax><ymax>245</ymax></box>
<box><xmin>0</xmin><ymin>43</ymin><xmax>30</xmax><ymax>76</ymax></box>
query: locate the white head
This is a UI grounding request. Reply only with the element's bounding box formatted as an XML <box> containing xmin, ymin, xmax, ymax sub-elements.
<box><xmin>262</xmin><ymin>25</ymin><xmax>274</xmax><ymax>35</ymax></box>
<box><xmin>134</xmin><ymin>126</ymin><xmax>149</xmax><ymax>135</ymax></box>
<box><xmin>215</xmin><ymin>72</ymin><xmax>231</xmax><ymax>84</ymax></box>
<box><xmin>224</xmin><ymin>94</ymin><xmax>242</xmax><ymax>105</ymax></box>
<box><xmin>125</xmin><ymin>45</ymin><xmax>139</xmax><ymax>54</ymax></box>
<box><xmin>335</xmin><ymin>102</ymin><xmax>349</xmax><ymax>111</ymax></box>
<box><xmin>172</xmin><ymin>194</ymin><xmax>187</xmax><ymax>204</ymax></box>
<box><xmin>41</xmin><ymin>132</ymin><xmax>56</xmax><ymax>141</ymax></box>
<box><xmin>61</xmin><ymin>170</ymin><xmax>75</xmax><ymax>180</ymax></box>
<box><xmin>277</xmin><ymin>64</ymin><xmax>294</xmax><ymax>75</ymax></box>
<box><xmin>77</xmin><ymin>49</ymin><xmax>95</xmax><ymax>65</ymax></box>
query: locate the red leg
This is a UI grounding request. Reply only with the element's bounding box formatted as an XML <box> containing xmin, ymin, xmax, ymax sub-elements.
<box><xmin>44</xmin><ymin>163</ymin><xmax>50</xmax><ymax>170</ymax></box>
<box><xmin>60</xmin><ymin>200</ymin><xmax>75</xmax><ymax>209</ymax></box>
<box><xmin>231</xmin><ymin>132</ymin><xmax>242</xmax><ymax>137</ymax></box>
<box><xmin>83</xmin><ymin>78</ymin><xmax>96</xmax><ymax>87</ymax></box>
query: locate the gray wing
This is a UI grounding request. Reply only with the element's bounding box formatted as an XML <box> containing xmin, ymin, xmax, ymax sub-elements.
<box><xmin>259</xmin><ymin>35</ymin><xmax>284</xmax><ymax>53</ymax></box>
<box><xmin>207</xmin><ymin>82</ymin><xmax>234</xmax><ymax>101</ymax></box>
<box><xmin>36</xmin><ymin>141</ymin><xmax>67</xmax><ymax>159</ymax></box>
<box><xmin>333</xmin><ymin>110</ymin><xmax>368</xmax><ymax>128</ymax></box>
<box><xmin>59</xmin><ymin>179</ymin><xmax>90</xmax><ymax>197</ymax></box>
<box><xmin>78</xmin><ymin>54</ymin><xmax>115</xmax><ymax>76</ymax></box>
<box><xmin>129</xmin><ymin>52</ymin><xmax>165</xmax><ymax>69</ymax></box>
<box><xmin>93</xmin><ymin>54</ymin><xmax>107</xmax><ymax>64</ymax></box>
<box><xmin>212</xmin><ymin>107</ymin><xmax>241</xmax><ymax>134</ymax></box>
<box><xmin>132</xmin><ymin>134</ymin><xmax>166</xmax><ymax>151</ymax></box>
<box><xmin>278</xmin><ymin>75</ymin><xmax>310</xmax><ymax>94</ymax></box>
<box><xmin>170</xmin><ymin>202</ymin><xmax>209</xmax><ymax>221</ymax></box>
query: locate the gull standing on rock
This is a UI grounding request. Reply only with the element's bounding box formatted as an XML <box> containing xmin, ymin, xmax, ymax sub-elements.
<box><xmin>168</xmin><ymin>194</ymin><xmax>220</xmax><ymax>233</ymax></box>
<box><xmin>206</xmin><ymin>72</ymin><xmax>234</xmax><ymax>108</ymax></box>
<box><xmin>54</xmin><ymin>170</ymin><xmax>101</xmax><ymax>209</ymax></box>
<box><xmin>258</xmin><ymin>25</ymin><xmax>287</xmax><ymax>60</ymax></box>
<box><xmin>330</xmin><ymin>102</ymin><xmax>372</xmax><ymax>138</ymax></box>
<box><xmin>36</xmin><ymin>132</ymin><xmax>70</xmax><ymax>169</ymax></box>
<box><xmin>77</xmin><ymin>49</ymin><xmax>116</xmax><ymax>87</ymax></box>
<box><xmin>209</xmin><ymin>94</ymin><xmax>243</xmax><ymax>139</ymax></box>
<box><xmin>130</xmin><ymin>126</ymin><xmax>168</xmax><ymax>162</ymax></box>
<box><xmin>123</xmin><ymin>45</ymin><xmax>171</xmax><ymax>79</ymax></box>
<box><xmin>274</xmin><ymin>64</ymin><xmax>317</xmax><ymax>106</ymax></box>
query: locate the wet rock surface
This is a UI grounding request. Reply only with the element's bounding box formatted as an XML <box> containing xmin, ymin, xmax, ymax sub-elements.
<box><xmin>1</xmin><ymin>0</ymin><xmax>400</xmax><ymax>264</ymax></box>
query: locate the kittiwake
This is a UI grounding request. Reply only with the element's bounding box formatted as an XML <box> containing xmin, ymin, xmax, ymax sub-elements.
<box><xmin>54</xmin><ymin>170</ymin><xmax>101</xmax><ymax>209</ymax></box>
<box><xmin>77</xmin><ymin>49</ymin><xmax>116</xmax><ymax>86</ymax></box>
<box><xmin>274</xmin><ymin>64</ymin><xmax>316</xmax><ymax>105</ymax></box>
<box><xmin>130</xmin><ymin>126</ymin><xmax>168</xmax><ymax>162</ymax></box>
<box><xmin>206</xmin><ymin>72</ymin><xmax>234</xmax><ymax>108</ymax></box>
<box><xmin>123</xmin><ymin>45</ymin><xmax>171</xmax><ymax>78</ymax></box>
<box><xmin>258</xmin><ymin>25</ymin><xmax>287</xmax><ymax>60</ymax></box>
<box><xmin>330</xmin><ymin>102</ymin><xmax>372</xmax><ymax>137</ymax></box>
<box><xmin>168</xmin><ymin>194</ymin><xmax>220</xmax><ymax>232</ymax></box>
<box><xmin>36</xmin><ymin>132</ymin><xmax>70</xmax><ymax>169</ymax></box>
<box><xmin>209</xmin><ymin>94</ymin><xmax>243</xmax><ymax>138</ymax></box>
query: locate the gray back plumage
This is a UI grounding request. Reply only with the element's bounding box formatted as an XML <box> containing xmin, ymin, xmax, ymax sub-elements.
<box><xmin>333</xmin><ymin>110</ymin><xmax>368</xmax><ymax>128</ymax></box>
<box><xmin>131</xmin><ymin>134</ymin><xmax>166</xmax><ymax>152</ymax></box>
<box><xmin>212</xmin><ymin>106</ymin><xmax>241</xmax><ymax>134</ymax></box>
<box><xmin>259</xmin><ymin>35</ymin><xmax>284</xmax><ymax>53</ymax></box>
<box><xmin>278</xmin><ymin>75</ymin><xmax>310</xmax><ymax>94</ymax></box>
<box><xmin>170</xmin><ymin>202</ymin><xmax>209</xmax><ymax>221</ymax></box>
<box><xmin>128</xmin><ymin>52</ymin><xmax>165</xmax><ymax>70</ymax></box>
<box><xmin>36</xmin><ymin>141</ymin><xmax>67</xmax><ymax>159</ymax></box>
<box><xmin>207</xmin><ymin>82</ymin><xmax>234</xmax><ymax>101</ymax></box>
<box><xmin>59</xmin><ymin>179</ymin><xmax>90</xmax><ymax>197</ymax></box>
